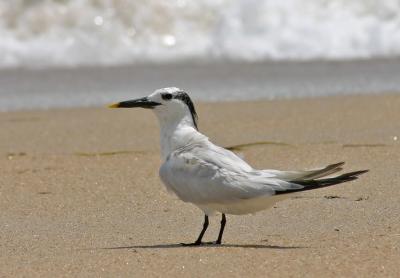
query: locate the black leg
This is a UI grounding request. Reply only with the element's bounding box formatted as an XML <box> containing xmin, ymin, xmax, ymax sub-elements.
<box><xmin>216</xmin><ymin>213</ymin><xmax>226</xmax><ymax>244</ymax></box>
<box><xmin>181</xmin><ymin>214</ymin><xmax>209</xmax><ymax>246</ymax></box>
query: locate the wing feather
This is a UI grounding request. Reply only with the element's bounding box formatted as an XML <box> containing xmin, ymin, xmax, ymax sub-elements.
<box><xmin>159</xmin><ymin>145</ymin><xmax>302</xmax><ymax>204</ymax></box>
<box><xmin>261</xmin><ymin>162</ymin><xmax>345</xmax><ymax>181</ymax></box>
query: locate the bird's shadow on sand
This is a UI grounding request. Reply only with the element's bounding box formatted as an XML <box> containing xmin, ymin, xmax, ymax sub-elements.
<box><xmin>101</xmin><ymin>243</ymin><xmax>305</xmax><ymax>250</ymax></box>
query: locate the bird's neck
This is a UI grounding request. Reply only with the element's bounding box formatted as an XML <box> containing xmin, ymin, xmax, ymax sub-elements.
<box><xmin>158</xmin><ymin>114</ymin><xmax>206</xmax><ymax>161</ymax></box>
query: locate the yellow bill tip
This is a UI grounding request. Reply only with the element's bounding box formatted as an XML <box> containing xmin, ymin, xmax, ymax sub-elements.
<box><xmin>108</xmin><ymin>103</ymin><xmax>120</xmax><ymax>108</ymax></box>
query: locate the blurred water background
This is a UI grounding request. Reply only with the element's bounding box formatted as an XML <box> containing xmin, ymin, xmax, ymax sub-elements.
<box><xmin>1</xmin><ymin>0</ymin><xmax>400</xmax><ymax>110</ymax></box>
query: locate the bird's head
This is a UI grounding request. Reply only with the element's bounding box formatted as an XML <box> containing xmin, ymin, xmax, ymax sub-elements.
<box><xmin>109</xmin><ymin>87</ymin><xmax>198</xmax><ymax>129</ymax></box>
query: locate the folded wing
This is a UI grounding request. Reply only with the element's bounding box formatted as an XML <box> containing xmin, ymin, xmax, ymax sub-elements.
<box><xmin>160</xmin><ymin>145</ymin><xmax>301</xmax><ymax>204</ymax></box>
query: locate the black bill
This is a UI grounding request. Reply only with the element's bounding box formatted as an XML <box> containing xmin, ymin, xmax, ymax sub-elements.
<box><xmin>108</xmin><ymin>97</ymin><xmax>161</xmax><ymax>109</ymax></box>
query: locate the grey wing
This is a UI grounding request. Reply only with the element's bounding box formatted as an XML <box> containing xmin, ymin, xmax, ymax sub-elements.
<box><xmin>159</xmin><ymin>146</ymin><xmax>302</xmax><ymax>204</ymax></box>
<box><xmin>194</xmin><ymin>144</ymin><xmax>254</xmax><ymax>173</ymax></box>
<box><xmin>195</xmin><ymin>140</ymin><xmax>345</xmax><ymax>182</ymax></box>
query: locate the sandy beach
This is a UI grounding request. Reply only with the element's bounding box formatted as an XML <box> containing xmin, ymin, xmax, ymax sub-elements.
<box><xmin>2</xmin><ymin>1</ymin><xmax>400</xmax><ymax>276</ymax></box>
<box><xmin>1</xmin><ymin>94</ymin><xmax>399</xmax><ymax>277</ymax></box>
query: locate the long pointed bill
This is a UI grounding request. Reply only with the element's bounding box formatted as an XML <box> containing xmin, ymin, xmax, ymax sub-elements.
<box><xmin>108</xmin><ymin>97</ymin><xmax>161</xmax><ymax>109</ymax></box>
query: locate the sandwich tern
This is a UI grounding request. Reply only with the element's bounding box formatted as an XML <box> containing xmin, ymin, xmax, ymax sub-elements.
<box><xmin>109</xmin><ymin>87</ymin><xmax>368</xmax><ymax>246</ymax></box>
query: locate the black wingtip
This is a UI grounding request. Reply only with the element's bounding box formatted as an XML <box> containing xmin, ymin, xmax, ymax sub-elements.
<box><xmin>275</xmin><ymin>169</ymin><xmax>369</xmax><ymax>195</ymax></box>
<box><xmin>332</xmin><ymin>162</ymin><xmax>346</xmax><ymax>167</ymax></box>
<box><xmin>354</xmin><ymin>169</ymin><xmax>369</xmax><ymax>176</ymax></box>
<box><xmin>339</xmin><ymin>169</ymin><xmax>369</xmax><ymax>178</ymax></box>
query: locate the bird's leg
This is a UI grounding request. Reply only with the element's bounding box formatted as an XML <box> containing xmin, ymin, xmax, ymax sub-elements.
<box><xmin>181</xmin><ymin>214</ymin><xmax>209</xmax><ymax>246</ymax></box>
<box><xmin>215</xmin><ymin>213</ymin><xmax>226</xmax><ymax>245</ymax></box>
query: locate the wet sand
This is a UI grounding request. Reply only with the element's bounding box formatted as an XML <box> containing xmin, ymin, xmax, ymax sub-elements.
<box><xmin>2</xmin><ymin>58</ymin><xmax>400</xmax><ymax>111</ymax></box>
<box><xmin>1</xmin><ymin>95</ymin><xmax>400</xmax><ymax>277</ymax></box>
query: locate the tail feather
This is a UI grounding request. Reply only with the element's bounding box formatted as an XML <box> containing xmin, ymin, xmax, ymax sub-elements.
<box><xmin>273</xmin><ymin>162</ymin><xmax>345</xmax><ymax>181</ymax></box>
<box><xmin>302</xmin><ymin>162</ymin><xmax>345</xmax><ymax>180</ymax></box>
<box><xmin>275</xmin><ymin>169</ymin><xmax>369</xmax><ymax>195</ymax></box>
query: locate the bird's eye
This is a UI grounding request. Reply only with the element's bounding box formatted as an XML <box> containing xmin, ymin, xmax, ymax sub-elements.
<box><xmin>161</xmin><ymin>93</ymin><xmax>173</xmax><ymax>100</ymax></box>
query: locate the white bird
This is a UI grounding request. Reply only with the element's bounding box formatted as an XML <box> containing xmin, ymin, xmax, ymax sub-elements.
<box><xmin>109</xmin><ymin>87</ymin><xmax>368</xmax><ymax>246</ymax></box>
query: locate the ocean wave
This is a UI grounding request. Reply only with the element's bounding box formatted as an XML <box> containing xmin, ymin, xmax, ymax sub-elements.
<box><xmin>1</xmin><ymin>0</ymin><xmax>400</xmax><ymax>68</ymax></box>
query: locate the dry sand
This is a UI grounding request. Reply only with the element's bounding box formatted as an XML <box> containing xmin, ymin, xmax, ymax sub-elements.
<box><xmin>1</xmin><ymin>95</ymin><xmax>399</xmax><ymax>277</ymax></box>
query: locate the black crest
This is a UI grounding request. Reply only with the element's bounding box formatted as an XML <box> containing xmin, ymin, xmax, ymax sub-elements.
<box><xmin>174</xmin><ymin>91</ymin><xmax>198</xmax><ymax>129</ymax></box>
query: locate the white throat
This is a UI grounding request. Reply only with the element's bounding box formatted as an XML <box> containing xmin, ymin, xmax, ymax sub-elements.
<box><xmin>155</xmin><ymin>109</ymin><xmax>205</xmax><ymax>161</ymax></box>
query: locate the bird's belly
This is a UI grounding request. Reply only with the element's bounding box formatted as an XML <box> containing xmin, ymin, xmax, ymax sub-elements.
<box><xmin>201</xmin><ymin>194</ymin><xmax>290</xmax><ymax>215</ymax></box>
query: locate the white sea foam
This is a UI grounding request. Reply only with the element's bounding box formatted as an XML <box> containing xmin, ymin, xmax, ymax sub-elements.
<box><xmin>0</xmin><ymin>0</ymin><xmax>400</xmax><ymax>68</ymax></box>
